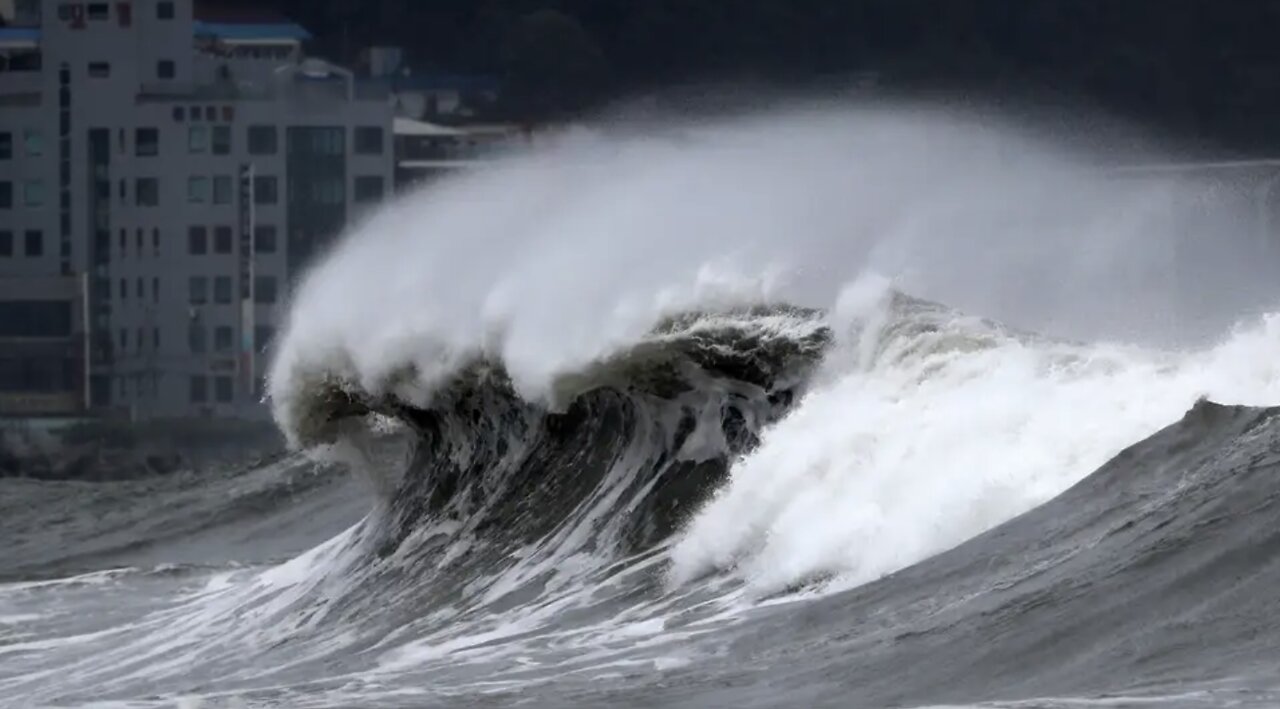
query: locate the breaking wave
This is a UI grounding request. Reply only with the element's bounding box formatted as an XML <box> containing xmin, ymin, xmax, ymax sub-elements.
<box><xmin>6</xmin><ymin>105</ymin><xmax>1280</xmax><ymax>707</ymax></box>
<box><xmin>266</xmin><ymin>106</ymin><xmax>1280</xmax><ymax>603</ymax></box>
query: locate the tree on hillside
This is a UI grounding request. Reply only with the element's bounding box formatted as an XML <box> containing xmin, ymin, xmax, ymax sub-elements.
<box><xmin>500</xmin><ymin>9</ymin><xmax>610</xmax><ymax>124</ymax></box>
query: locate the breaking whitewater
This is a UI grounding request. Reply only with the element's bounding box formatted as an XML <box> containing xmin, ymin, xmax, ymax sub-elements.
<box><xmin>4</xmin><ymin>108</ymin><xmax>1280</xmax><ymax>708</ymax></box>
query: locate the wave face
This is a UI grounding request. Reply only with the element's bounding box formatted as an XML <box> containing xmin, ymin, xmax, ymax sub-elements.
<box><xmin>5</xmin><ymin>107</ymin><xmax>1280</xmax><ymax>707</ymax></box>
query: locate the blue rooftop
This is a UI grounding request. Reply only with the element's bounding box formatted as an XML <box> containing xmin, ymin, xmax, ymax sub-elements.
<box><xmin>0</xmin><ymin>27</ymin><xmax>41</xmax><ymax>44</ymax></box>
<box><xmin>0</xmin><ymin>23</ymin><xmax>311</xmax><ymax>44</ymax></box>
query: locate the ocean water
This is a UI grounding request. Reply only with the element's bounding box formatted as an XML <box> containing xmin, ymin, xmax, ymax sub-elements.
<box><xmin>3</xmin><ymin>105</ymin><xmax>1279</xmax><ymax>708</ymax></box>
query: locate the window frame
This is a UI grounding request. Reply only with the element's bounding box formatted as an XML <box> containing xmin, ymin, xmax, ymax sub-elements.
<box><xmin>23</xmin><ymin>229</ymin><xmax>43</xmax><ymax>257</ymax></box>
<box><xmin>187</xmin><ymin>176</ymin><xmax>209</xmax><ymax>203</ymax></box>
<box><xmin>213</xmin><ymin>275</ymin><xmax>233</xmax><ymax>304</ymax></box>
<box><xmin>187</xmin><ymin>225</ymin><xmax>207</xmax><ymax>255</ymax></box>
<box><xmin>188</xmin><ymin>276</ymin><xmax>208</xmax><ymax>305</ymax></box>
<box><xmin>354</xmin><ymin>126</ymin><xmax>384</xmax><ymax>155</ymax></box>
<box><xmin>247</xmin><ymin>125</ymin><xmax>278</xmax><ymax>155</ymax></box>
<box><xmin>253</xmin><ymin>225</ymin><xmax>277</xmax><ymax>254</ymax></box>
<box><xmin>211</xmin><ymin>125</ymin><xmax>231</xmax><ymax>155</ymax></box>
<box><xmin>188</xmin><ymin>125</ymin><xmax>208</xmax><ymax>154</ymax></box>
<box><xmin>135</xmin><ymin>177</ymin><xmax>159</xmax><ymax>206</ymax></box>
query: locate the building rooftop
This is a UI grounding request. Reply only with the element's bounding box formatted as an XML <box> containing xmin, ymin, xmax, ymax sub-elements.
<box><xmin>0</xmin><ymin>27</ymin><xmax>39</xmax><ymax>49</ymax></box>
<box><xmin>191</xmin><ymin>4</ymin><xmax>311</xmax><ymax>43</ymax></box>
<box><xmin>0</xmin><ymin>11</ymin><xmax>311</xmax><ymax>46</ymax></box>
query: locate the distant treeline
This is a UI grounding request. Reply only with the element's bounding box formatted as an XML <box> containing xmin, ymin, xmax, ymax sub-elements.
<box><xmin>271</xmin><ymin>0</ymin><xmax>1280</xmax><ymax>150</ymax></box>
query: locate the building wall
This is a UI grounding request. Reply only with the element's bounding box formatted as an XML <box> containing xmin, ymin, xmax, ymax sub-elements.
<box><xmin>0</xmin><ymin>0</ymin><xmax>392</xmax><ymax>419</ymax></box>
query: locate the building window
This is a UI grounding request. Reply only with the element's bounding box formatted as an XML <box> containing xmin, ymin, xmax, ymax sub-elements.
<box><xmin>213</xmin><ymin>175</ymin><xmax>232</xmax><ymax>205</ymax></box>
<box><xmin>136</xmin><ymin>178</ymin><xmax>159</xmax><ymax>206</ymax></box>
<box><xmin>0</xmin><ymin>182</ymin><xmax>9</xmax><ymax>208</ymax></box>
<box><xmin>188</xmin><ymin>323</ymin><xmax>205</xmax><ymax>353</ymax></box>
<box><xmin>355</xmin><ymin>126</ymin><xmax>384</xmax><ymax>155</ymax></box>
<box><xmin>214</xmin><ymin>376</ymin><xmax>233</xmax><ymax>403</ymax></box>
<box><xmin>254</xmin><ymin>276</ymin><xmax>277</xmax><ymax>304</ymax></box>
<box><xmin>188</xmin><ymin>126</ymin><xmax>208</xmax><ymax>153</ymax></box>
<box><xmin>153</xmin><ymin>277</ymin><xmax>160</xmax><ymax>303</ymax></box>
<box><xmin>23</xmin><ymin>180</ymin><xmax>44</xmax><ymax>207</ymax></box>
<box><xmin>188</xmin><ymin>176</ymin><xmax>209</xmax><ymax>203</ymax></box>
<box><xmin>305</xmin><ymin>178</ymin><xmax>344</xmax><ymax>205</ymax></box>
<box><xmin>137</xmin><ymin>277</ymin><xmax>144</xmax><ymax>299</ymax></box>
<box><xmin>189</xmin><ymin>375</ymin><xmax>207</xmax><ymax>403</ymax></box>
<box><xmin>214</xmin><ymin>226</ymin><xmax>233</xmax><ymax>254</ymax></box>
<box><xmin>153</xmin><ymin>228</ymin><xmax>160</xmax><ymax>255</ymax></box>
<box><xmin>157</xmin><ymin>1</ymin><xmax>174</xmax><ymax>19</ymax></box>
<box><xmin>87</xmin><ymin>3</ymin><xmax>109</xmax><ymax>20</ymax></box>
<box><xmin>0</xmin><ymin>132</ymin><xmax>10</xmax><ymax>159</ymax></box>
<box><xmin>23</xmin><ymin>129</ymin><xmax>41</xmax><ymax>157</ymax></box>
<box><xmin>135</xmin><ymin>128</ymin><xmax>158</xmax><ymax>156</ymax></box>
<box><xmin>254</xmin><ymin>325</ymin><xmax>275</xmax><ymax>352</ymax></box>
<box><xmin>173</xmin><ymin>106</ymin><xmax>184</xmax><ymax>122</ymax></box>
<box><xmin>212</xmin><ymin>125</ymin><xmax>230</xmax><ymax>154</ymax></box>
<box><xmin>247</xmin><ymin>125</ymin><xmax>277</xmax><ymax>155</ymax></box>
<box><xmin>254</xmin><ymin>225</ymin><xmax>277</xmax><ymax>253</ymax></box>
<box><xmin>0</xmin><ymin>231</ymin><xmax>11</xmax><ymax>256</ymax></box>
<box><xmin>157</xmin><ymin>60</ymin><xmax>175</xmax><ymax>80</ymax></box>
<box><xmin>24</xmin><ymin>230</ymin><xmax>42</xmax><ymax>257</ymax></box>
<box><xmin>188</xmin><ymin>105</ymin><xmax>201</xmax><ymax>121</ymax></box>
<box><xmin>119</xmin><ymin>228</ymin><xmax>127</xmax><ymax>254</ymax></box>
<box><xmin>188</xmin><ymin>276</ymin><xmax>207</xmax><ymax>304</ymax></box>
<box><xmin>294</xmin><ymin>127</ymin><xmax>345</xmax><ymax>155</ymax></box>
<box><xmin>214</xmin><ymin>276</ymin><xmax>232</xmax><ymax>304</ymax></box>
<box><xmin>214</xmin><ymin>325</ymin><xmax>233</xmax><ymax>353</ymax></box>
<box><xmin>188</xmin><ymin>226</ymin><xmax>207</xmax><ymax>254</ymax></box>
<box><xmin>354</xmin><ymin>175</ymin><xmax>384</xmax><ymax>204</ymax></box>
<box><xmin>136</xmin><ymin>229</ymin><xmax>143</xmax><ymax>252</ymax></box>
<box><xmin>119</xmin><ymin>278</ymin><xmax>127</xmax><ymax>300</ymax></box>
<box><xmin>253</xmin><ymin>175</ymin><xmax>278</xmax><ymax>205</ymax></box>
<box><xmin>88</xmin><ymin>62</ymin><xmax>110</xmax><ymax>78</ymax></box>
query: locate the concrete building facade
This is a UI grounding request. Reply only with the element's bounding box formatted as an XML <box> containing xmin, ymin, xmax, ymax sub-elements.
<box><xmin>0</xmin><ymin>0</ymin><xmax>392</xmax><ymax>419</ymax></box>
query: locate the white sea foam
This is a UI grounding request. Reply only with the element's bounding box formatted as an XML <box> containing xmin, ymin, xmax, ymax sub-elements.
<box><xmin>667</xmin><ymin>280</ymin><xmax>1280</xmax><ymax>594</ymax></box>
<box><xmin>268</xmin><ymin>104</ymin><xmax>1278</xmax><ymax>449</ymax></box>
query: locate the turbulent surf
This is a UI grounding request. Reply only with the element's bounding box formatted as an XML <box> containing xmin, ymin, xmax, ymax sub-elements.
<box><xmin>3</xmin><ymin>107</ymin><xmax>1280</xmax><ymax>708</ymax></box>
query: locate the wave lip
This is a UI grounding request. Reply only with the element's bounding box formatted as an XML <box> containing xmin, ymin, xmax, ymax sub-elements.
<box><xmin>272</xmin><ymin>304</ymin><xmax>830</xmax><ymax>450</ymax></box>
